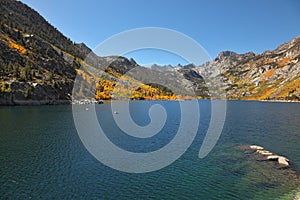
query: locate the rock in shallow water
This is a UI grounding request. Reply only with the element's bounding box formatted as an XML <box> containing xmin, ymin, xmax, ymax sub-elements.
<box><xmin>267</xmin><ymin>155</ymin><xmax>279</xmax><ymax>160</ymax></box>
<box><xmin>257</xmin><ymin>150</ymin><xmax>273</xmax><ymax>156</ymax></box>
<box><xmin>250</xmin><ymin>145</ymin><xmax>264</xmax><ymax>150</ymax></box>
<box><xmin>278</xmin><ymin>156</ymin><xmax>290</xmax><ymax>167</ymax></box>
<box><xmin>248</xmin><ymin>145</ymin><xmax>290</xmax><ymax>167</ymax></box>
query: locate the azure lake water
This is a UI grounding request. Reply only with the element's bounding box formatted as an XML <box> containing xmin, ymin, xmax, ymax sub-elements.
<box><xmin>0</xmin><ymin>100</ymin><xmax>299</xmax><ymax>199</ymax></box>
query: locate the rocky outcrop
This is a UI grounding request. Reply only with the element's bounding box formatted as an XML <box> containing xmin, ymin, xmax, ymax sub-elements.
<box><xmin>249</xmin><ymin>145</ymin><xmax>290</xmax><ymax>167</ymax></box>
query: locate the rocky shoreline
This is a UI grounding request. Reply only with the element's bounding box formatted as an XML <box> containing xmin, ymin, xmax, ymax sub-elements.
<box><xmin>259</xmin><ymin>100</ymin><xmax>300</xmax><ymax>103</ymax></box>
<box><xmin>1</xmin><ymin>96</ymin><xmax>300</xmax><ymax>106</ymax></box>
<box><xmin>0</xmin><ymin>93</ymin><xmax>72</xmax><ymax>106</ymax></box>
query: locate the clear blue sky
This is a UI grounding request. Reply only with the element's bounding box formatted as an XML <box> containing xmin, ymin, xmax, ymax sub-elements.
<box><xmin>20</xmin><ymin>0</ymin><xmax>300</xmax><ymax>66</ymax></box>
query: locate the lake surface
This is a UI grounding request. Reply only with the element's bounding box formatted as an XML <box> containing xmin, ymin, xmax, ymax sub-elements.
<box><xmin>0</xmin><ymin>100</ymin><xmax>299</xmax><ymax>199</ymax></box>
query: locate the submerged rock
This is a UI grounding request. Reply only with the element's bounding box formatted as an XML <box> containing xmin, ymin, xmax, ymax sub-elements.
<box><xmin>236</xmin><ymin>144</ymin><xmax>300</xmax><ymax>198</ymax></box>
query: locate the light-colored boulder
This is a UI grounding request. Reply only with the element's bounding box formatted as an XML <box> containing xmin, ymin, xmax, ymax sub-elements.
<box><xmin>257</xmin><ymin>150</ymin><xmax>273</xmax><ymax>156</ymax></box>
<box><xmin>278</xmin><ymin>156</ymin><xmax>289</xmax><ymax>167</ymax></box>
<box><xmin>247</xmin><ymin>145</ymin><xmax>290</xmax><ymax>167</ymax></box>
<box><xmin>267</xmin><ymin>155</ymin><xmax>279</xmax><ymax>160</ymax></box>
<box><xmin>250</xmin><ymin>145</ymin><xmax>264</xmax><ymax>150</ymax></box>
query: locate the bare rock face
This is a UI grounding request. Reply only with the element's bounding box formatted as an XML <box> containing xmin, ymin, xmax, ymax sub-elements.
<box><xmin>214</xmin><ymin>51</ymin><xmax>238</xmax><ymax>62</ymax></box>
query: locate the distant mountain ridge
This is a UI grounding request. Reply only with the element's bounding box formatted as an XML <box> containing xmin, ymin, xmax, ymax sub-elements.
<box><xmin>0</xmin><ymin>0</ymin><xmax>299</xmax><ymax>105</ymax></box>
<box><xmin>151</xmin><ymin>41</ymin><xmax>300</xmax><ymax>101</ymax></box>
<box><xmin>193</xmin><ymin>36</ymin><xmax>300</xmax><ymax>100</ymax></box>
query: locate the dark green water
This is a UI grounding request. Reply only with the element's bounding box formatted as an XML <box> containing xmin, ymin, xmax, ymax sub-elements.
<box><xmin>0</xmin><ymin>100</ymin><xmax>299</xmax><ymax>199</ymax></box>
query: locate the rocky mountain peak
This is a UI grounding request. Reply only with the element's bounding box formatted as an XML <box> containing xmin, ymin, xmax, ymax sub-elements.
<box><xmin>214</xmin><ymin>51</ymin><xmax>237</xmax><ymax>61</ymax></box>
<box><xmin>242</xmin><ymin>51</ymin><xmax>257</xmax><ymax>57</ymax></box>
<box><xmin>75</xmin><ymin>43</ymin><xmax>92</xmax><ymax>56</ymax></box>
